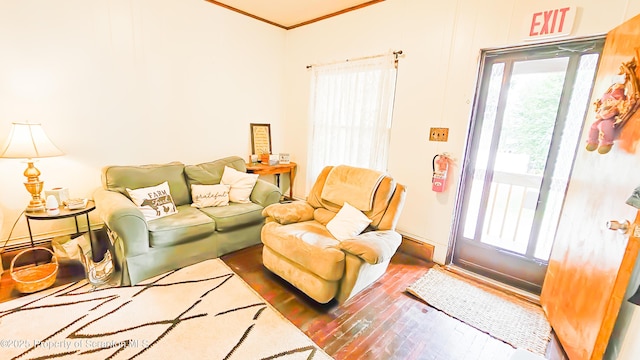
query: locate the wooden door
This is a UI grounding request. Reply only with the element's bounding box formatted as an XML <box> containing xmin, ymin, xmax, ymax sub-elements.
<box><xmin>540</xmin><ymin>13</ymin><xmax>640</xmax><ymax>360</ymax></box>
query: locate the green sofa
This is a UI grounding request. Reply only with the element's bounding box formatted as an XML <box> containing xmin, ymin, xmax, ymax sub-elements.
<box><xmin>93</xmin><ymin>156</ymin><xmax>281</xmax><ymax>285</ymax></box>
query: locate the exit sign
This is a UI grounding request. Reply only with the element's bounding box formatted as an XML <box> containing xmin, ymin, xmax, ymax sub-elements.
<box><xmin>526</xmin><ymin>6</ymin><xmax>576</xmax><ymax>40</ymax></box>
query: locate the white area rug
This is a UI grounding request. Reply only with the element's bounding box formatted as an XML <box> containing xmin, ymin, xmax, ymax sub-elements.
<box><xmin>0</xmin><ymin>259</ymin><xmax>332</xmax><ymax>360</ymax></box>
<box><xmin>406</xmin><ymin>266</ymin><xmax>551</xmax><ymax>355</ymax></box>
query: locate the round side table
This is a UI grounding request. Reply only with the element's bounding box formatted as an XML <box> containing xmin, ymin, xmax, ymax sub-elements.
<box><xmin>24</xmin><ymin>200</ymin><xmax>96</xmax><ymax>249</ymax></box>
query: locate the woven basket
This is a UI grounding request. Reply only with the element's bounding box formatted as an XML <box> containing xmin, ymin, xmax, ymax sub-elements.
<box><xmin>10</xmin><ymin>247</ymin><xmax>58</xmax><ymax>294</ymax></box>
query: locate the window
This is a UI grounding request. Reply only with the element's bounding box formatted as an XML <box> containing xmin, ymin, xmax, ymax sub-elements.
<box><xmin>306</xmin><ymin>53</ymin><xmax>399</xmax><ymax>191</ymax></box>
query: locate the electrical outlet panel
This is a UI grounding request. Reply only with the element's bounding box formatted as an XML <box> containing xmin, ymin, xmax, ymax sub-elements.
<box><xmin>429</xmin><ymin>127</ymin><xmax>449</xmax><ymax>142</ymax></box>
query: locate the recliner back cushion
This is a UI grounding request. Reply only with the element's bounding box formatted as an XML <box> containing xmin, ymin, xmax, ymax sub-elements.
<box><xmin>102</xmin><ymin>162</ymin><xmax>190</xmax><ymax>206</ymax></box>
<box><xmin>184</xmin><ymin>156</ymin><xmax>247</xmax><ymax>188</ymax></box>
<box><xmin>308</xmin><ymin>166</ymin><xmax>339</xmax><ymax>212</ymax></box>
<box><xmin>308</xmin><ymin>166</ymin><xmax>396</xmax><ymax>229</ymax></box>
<box><xmin>320</xmin><ymin>165</ymin><xmax>384</xmax><ymax>212</ymax></box>
<box><xmin>314</xmin><ymin>208</ymin><xmax>337</xmax><ymax>226</ymax></box>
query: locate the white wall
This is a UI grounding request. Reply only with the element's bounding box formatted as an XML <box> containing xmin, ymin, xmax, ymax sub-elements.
<box><xmin>283</xmin><ymin>0</ymin><xmax>640</xmax><ymax>264</ymax></box>
<box><xmin>0</xmin><ymin>0</ymin><xmax>286</xmax><ymax>243</ymax></box>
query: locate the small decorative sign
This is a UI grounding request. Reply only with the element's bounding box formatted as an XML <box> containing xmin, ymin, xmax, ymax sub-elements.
<box><xmin>250</xmin><ymin>123</ymin><xmax>272</xmax><ymax>155</ymax></box>
<box><xmin>279</xmin><ymin>153</ymin><xmax>290</xmax><ymax>165</ymax></box>
<box><xmin>525</xmin><ymin>6</ymin><xmax>576</xmax><ymax>40</ymax></box>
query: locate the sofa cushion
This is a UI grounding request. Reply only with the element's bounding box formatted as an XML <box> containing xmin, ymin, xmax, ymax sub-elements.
<box><xmin>199</xmin><ymin>202</ymin><xmax>264</xmax><ymax>232</ymax></box>
<box><xmin>147</xmin><ymin>205</ymin><xmax>216</xmax><ymax>248</ymax></box>
<box><xmin>261</xmin><ymin>221</ymin><xmax>345</xmax><ymax>281</ymax></box>
<box><xmin>184</xmin><ymin>156</ymin><xmax>247</xmax><ymax>188</ymax></box>
<box><xmin>102</xmin><ymin>162</ymin><xmax>190</xmax><ymax>206</ymax></box>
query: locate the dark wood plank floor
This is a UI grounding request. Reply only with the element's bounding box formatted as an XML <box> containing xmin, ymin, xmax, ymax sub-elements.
<box><xmin>221</xmin><ymin>245</ymin><xmax>519</xmax><ymax>360</ymax></box>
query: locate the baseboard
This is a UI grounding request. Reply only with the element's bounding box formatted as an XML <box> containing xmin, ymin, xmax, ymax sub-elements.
<box><xmin>1</xmin><ymin>220</ymin><xmax>104</xmax><ymax>249</ymax></box>
<box><xmin>398</xmin><ymin>235</ymin><xmax>434</xmax><ymax>262</ymax></box>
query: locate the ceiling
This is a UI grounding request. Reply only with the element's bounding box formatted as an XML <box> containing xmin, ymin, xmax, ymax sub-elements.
<box><xmin>205</xmin><ymin>0</ymin><xmax>384</xmax><ymax>29</ymax></box>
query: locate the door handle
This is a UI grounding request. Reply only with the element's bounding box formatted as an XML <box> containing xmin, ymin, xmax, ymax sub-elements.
<box><xmin>607</xmin><ymin>220</ymin><xmax>630</xmax><ymax>233</ymax></box>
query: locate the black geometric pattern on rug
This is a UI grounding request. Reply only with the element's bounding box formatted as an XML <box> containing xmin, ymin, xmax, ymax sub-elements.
<box><xmin>0</xmin><ymin>259</ymin><xmax>330</xmax><ymax>360</ymax></box>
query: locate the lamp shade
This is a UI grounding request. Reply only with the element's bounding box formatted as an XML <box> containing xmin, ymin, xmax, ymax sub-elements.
<box><xmin>0</xmin><ymin>122</ymin><xmax>64</xmax><ymax>159</ymax></box>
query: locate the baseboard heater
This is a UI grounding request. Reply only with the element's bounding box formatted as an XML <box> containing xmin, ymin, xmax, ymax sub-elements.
<box><xmin>399</xmin><ymin>235</ymin><xmax>435</xmax><ymax>262</ymax></box>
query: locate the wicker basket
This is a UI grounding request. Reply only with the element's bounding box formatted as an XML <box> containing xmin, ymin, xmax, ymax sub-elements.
<box><xmin>10</xmin><ymin>247</ymin><xmax>58</xmax><ymax>294</ymax></box>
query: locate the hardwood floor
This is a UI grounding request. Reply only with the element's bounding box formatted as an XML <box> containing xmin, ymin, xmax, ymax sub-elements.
<box><xmin>1</xmin><ymin>244</ymin><xmax>565</xmax><ymax>359</ymax></box>
<box><xmin>221</xmin><ymin>245</ymin><xmax>521</xmax><ymax>360</ymax></box>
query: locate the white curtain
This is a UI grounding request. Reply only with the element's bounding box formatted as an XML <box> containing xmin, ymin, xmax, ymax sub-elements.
<box><xmin>306</xmin><ymin>53</ymin><xmax>398</xmax><ymax>193</ymax></box>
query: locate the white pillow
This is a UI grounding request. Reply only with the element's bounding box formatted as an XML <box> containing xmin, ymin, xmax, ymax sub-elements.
<box><xmin>191</xmin><ymin>184</ymin><xmax>230</xmax><ymax>208</ymax></box>
<box><xmin>326</xmin><ymin>201</ymin><xmax>372</xmax><ymax>241</ymax></box>
<box><xmin>220</xmin><ymin>166</ymin><xmax>259</xmax><ymax>203</ymax></box>
<box><xmin>126</xmin><ymin>181</ymin><xmax>178</xmax><ymax>221</ymax></box>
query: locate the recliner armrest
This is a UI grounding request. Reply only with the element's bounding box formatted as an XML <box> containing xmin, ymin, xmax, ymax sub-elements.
<box><xmin>93</xmin><ymin>188</ymin><xmax>150</xmax><ymax>257</ymax></box>
<box><xmin>338</xmin><ymin>230</ymin><xmax>402</xmax><ymax>264</ymax></box>
<box><xmin>262</xmin><ymin>201</ymin><xmax>315</xmax><ymax>225</ymax></box>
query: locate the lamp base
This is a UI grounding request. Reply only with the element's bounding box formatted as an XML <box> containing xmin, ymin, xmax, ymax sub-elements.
<box><xmin>26</xmin><ymin>199</ymin><xmax>45</xmax><ymax>213</ymax></box>
<box><xmin>23</xmin><ymin>162</ymin><xmax>46</xmax><ymax>213</ymax></box>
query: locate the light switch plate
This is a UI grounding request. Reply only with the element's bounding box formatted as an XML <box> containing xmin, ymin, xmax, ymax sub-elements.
<box><xmin>429</xmin><ymin>127</ymin><xmax>449</xmax><ymax>142</ymax></box>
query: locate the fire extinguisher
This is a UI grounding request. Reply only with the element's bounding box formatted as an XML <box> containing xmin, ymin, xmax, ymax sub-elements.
<box><xmin>432</xmin><ymin>154</ymin><xmax>450</xmax><ymax>192</ymax></box>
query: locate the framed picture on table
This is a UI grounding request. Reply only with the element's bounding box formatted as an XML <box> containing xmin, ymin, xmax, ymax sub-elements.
<box><xmin>250</xmin><ymin>123</ymin><xmax>272</xmax><ymax>155</ymax></box>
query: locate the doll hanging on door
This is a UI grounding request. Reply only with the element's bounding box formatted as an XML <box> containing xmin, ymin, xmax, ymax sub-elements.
<box><xmin>585</xmin><ymin>81</ymin><xmax>627</xmax><ymax>154</ymax></box>
<box><xmin>586</xmin><ymin>57</ymin><xmax>640</xmax><ymax>154</ymax></box>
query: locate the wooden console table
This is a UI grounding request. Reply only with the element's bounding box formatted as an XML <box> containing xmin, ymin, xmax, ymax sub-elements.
<box><xmin>246</xmin><ymin>162</ymin><xmax>297</xmax><ymax>200</ymax></box>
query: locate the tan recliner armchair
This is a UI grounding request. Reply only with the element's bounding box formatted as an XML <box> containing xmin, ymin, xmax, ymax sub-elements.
<box><xmin>260</xmin><ymin>165</ymin><xmax>407</xmax><ymax>304</ymax></box>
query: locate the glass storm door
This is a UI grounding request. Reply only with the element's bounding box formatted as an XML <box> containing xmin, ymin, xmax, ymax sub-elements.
<box><xmin>452</xmin><ymin>38</ymin><xmax>604</xmax><ymax>293</ymax></box>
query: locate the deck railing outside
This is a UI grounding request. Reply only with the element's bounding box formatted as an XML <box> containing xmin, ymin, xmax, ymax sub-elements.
<box><xmin>473</xmin><ymin>170</ymin><xmax>562</xmax><ymax>261</ymax></box>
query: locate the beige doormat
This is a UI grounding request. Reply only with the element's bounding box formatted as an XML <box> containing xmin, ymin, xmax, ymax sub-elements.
<box><xmin>0</xmin><ymin>258</ymin><xmax>332</xmax><ymax>360</ymax></box>
<box><xmin>406</xmin><ymin>266</ymin><xmax>551</xmax><ymax>355</ymax></box>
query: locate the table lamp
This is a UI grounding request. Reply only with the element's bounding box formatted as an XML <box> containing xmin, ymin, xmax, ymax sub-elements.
<box><xmin>0</xmin><ymin>122</ymin><xmax>64</xmax><ymax>212</ymax></box>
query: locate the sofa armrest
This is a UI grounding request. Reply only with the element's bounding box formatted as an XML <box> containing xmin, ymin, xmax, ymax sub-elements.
<box><xmin>338</xmin><ymin>230</ymin><xmax>402</xmax><ymax>265</ymax></box>
<box><xmin>250</xmin><ymin>179</ymin><xmax>282</xmax><ymax>208</ymax></box>
<box><xmin>262</xmin><ymin>201</ymin><xmax>315</xmax><ymax>225</ymax></box>
<box><xmin>93</xmin><ymin>188</ymin><xmax>150</xmax><ymax>257</ymax></box>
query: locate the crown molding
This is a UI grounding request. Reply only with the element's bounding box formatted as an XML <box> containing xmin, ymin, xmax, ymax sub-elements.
<box><xmin>204</xmin><ymin>0</ymin><xmax>384</xmax><ymax>30</ymax></box>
